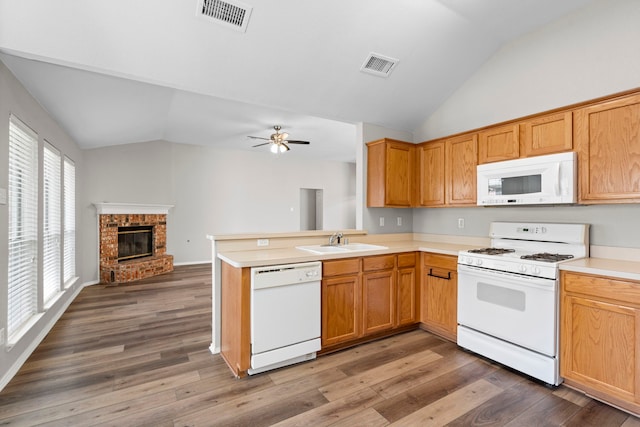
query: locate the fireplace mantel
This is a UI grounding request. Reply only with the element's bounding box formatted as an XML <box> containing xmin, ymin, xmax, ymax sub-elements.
<box><xmin>93</xmin><ymin>202</ymin><xmax>174</xmax><ymax>215</ymax></box>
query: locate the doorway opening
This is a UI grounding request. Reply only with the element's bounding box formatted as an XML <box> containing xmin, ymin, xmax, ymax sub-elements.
<box><xmin>300</xmin><ymin>188</ymin><xmax>323</xmax><ymax>231</ymax></box>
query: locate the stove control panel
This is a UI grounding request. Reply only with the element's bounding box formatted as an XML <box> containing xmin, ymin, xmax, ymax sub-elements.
<box><xmin>516</xmin><ymin>226</ymin><xmax>547</xmax><ymax>234</ymax></box>
<box><xmin>458</xmin><ymin>254</ymin><xmax>558</xmax><ymax>280</ymax></box>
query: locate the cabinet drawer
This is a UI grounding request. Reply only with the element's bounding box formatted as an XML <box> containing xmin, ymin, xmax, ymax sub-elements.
<box><xmin>562</xmin><ymin>271</ymin><xmax>640</xmax><ymax>304</ymax></box>
<box><xmin>423</xmin><ymin>253</ymin><xmax>458</xmax><ymax>270</ymax></box>
<box><xmin>397</xmin><ymin>252</ymin><xmax>417</xmax><ymax>268</ymax></box>
<box><xmin>323</xmin><ymin>258</ymin><xmax>360</xmax><ymax>277</ymax></box>
<box><xmin>363</xmin><ymin>255</ymin><xmax>395</xmax><ymax>272</ymax></box>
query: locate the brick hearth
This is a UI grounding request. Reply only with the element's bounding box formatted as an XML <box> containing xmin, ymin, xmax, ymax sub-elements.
<box><xmin>99</xmin><ymin>213</ymin><xmax>173</xmax><ymax>284</ymax></box>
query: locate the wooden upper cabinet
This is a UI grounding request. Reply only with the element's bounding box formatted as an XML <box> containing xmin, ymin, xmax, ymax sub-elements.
<box><xmin>574</xmin><ymin>93</ymin><xmax>640</xmax><ymax>203</ymax></box>
<box><xmin>367</xmin><ymin>139</ymin><xmax>415</xmax><ymax>207</ymax></box>
<box><xmin>446</xmin><ymin>133</ymin><xmax>477</xmax><ymax>205</ymax></box>
<box><xmin>478</xmin><ymin>124</ymin><xmax>520</xmax><ymax>164</ymax></box>
<box><xmin>521</xmin><ymin>111</ymin><xmax>573</xmax><ymax>157</ymax></box>
<box><xmin>417</xmin><ymin>140</ymin><xmax>445</xmax><ymax>206</ymax></box>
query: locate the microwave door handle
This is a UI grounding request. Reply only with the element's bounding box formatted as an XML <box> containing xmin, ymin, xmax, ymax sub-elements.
<box><xmin>554</xmin><ymin>162</ymin><xmax>561</xmax><ymax>196</ymax></box>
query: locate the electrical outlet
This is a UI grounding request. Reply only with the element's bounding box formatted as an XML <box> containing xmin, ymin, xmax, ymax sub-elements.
<box><xmin>379</xmin><ymin>217</ymin><xmax>385</xmax><ymax>227</ymax></box>
<box><xmin>457</xmin><ymin>218</ymin><xmax>465</xmax><ymax>229</ymax></box>
<box><xmin>397</xmin><ymin>217</ymin><xmax>402</xmax><ymax>226</ymax></box>
<box><xmin>257</xmin><ymin>239</ymin><xmax>269</xmax><ymax>247</ymax></box>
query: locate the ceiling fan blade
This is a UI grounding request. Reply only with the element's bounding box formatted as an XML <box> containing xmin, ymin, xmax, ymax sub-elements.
<box><xmin>252</xmin><ymin>142</ymin><xmax>271</xmax><ymax>147</ymax></box>
<box><xmin>247</xmin><ymin>136</ymin><xmax>270</xmax><ymax>140</ymax></box>
<box><xmin>285</xmin><ymin>140</ymin><xmax>310</xmax><ymax>145</ymax></box>
<box><xmin>281</xmin><ymin>143</ymin><xmax>291</xmax><ymax>151</ymax></box>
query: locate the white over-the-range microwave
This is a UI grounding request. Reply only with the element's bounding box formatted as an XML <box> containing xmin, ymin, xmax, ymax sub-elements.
<box><xmin>477</xmin><ymin>151</ymin><xmax>577</xmax><ymax>206</ymax></box>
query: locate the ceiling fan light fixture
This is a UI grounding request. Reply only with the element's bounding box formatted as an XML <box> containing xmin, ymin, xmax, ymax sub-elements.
<box><xmin>270</xmin><ymin>143</ymin><xmax>279</xmax><ymax>154</ymax></box>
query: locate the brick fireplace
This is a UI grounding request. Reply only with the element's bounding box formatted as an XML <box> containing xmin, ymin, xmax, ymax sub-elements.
<box><xmin>95</xmin><ymin>203</ymin><xmax>174</xmax><ymax>284</ymax></box>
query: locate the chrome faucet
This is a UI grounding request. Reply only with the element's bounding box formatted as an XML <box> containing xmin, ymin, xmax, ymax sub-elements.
<box><xmin>329</xmin><ymin>232</ymin><xmax>343</xmax><ymax>246</ymax></box>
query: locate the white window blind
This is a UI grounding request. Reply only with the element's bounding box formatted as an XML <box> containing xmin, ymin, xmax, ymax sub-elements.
<box><xmin>43</xmin><ymin>142</ymin><xmax>61</xmax><ymax>304</ymax></box>
<box><xmin>8</xmin><ymin>115</ymin><xmax>39</xmax><ymax>337</ymax></box>
<box><xmin>63</xmin><ymin>157</ymin><xmax>76</xmax><ymax>285</ymax></box>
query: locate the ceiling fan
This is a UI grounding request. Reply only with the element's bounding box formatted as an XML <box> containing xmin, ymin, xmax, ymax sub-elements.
<box><xmin>247</xmin><ymin>125</ymin><xmax>310</xmax><ymax>153</ymax></box>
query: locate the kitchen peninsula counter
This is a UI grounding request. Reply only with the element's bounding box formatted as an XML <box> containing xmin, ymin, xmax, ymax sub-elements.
<box><xmin>217</xmin><ymin>239</ymin><xmax>479</xmax><ymax>268</ymax></box>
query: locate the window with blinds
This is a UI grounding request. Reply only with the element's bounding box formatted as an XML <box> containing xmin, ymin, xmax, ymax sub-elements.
<box><xmin>8</xmin><ymin>115</ymin><xmax>39</xmax><ymax>338</ymax></box>
<box><xmin>63</xmin><ymin>157</ymin><xmax>76</xmax><ymax>285</ymax></box>
<box><xmin>43</xmin><ymin>142</ymin><xmax>62</xmax><ymax>304</ymax></box>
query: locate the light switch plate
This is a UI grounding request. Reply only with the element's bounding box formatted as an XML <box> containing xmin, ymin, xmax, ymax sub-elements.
<box><xmin>0</xmin><ymin>188</ymin><xmax>6</xmax><ymax>205</ymax></box>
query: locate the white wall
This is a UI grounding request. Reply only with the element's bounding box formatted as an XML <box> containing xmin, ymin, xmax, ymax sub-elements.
<box><xmin>83</xmin><ymin>141</ymin><xmax>356</xmax><ymax>273</ymax></box>
<box><xmin>413</xmin><ymin>0</ymin><xmax>640</xmax><ymax>248</ymax></box>
<box><xmin>416</xmin><ymin>0</ymin><xmax>640</xmax><ymax>141</ymax></box>
<box><xmin>0</xmin><ymin>60</ymin><xmax>85</xmax><ymax>390</ymax></box>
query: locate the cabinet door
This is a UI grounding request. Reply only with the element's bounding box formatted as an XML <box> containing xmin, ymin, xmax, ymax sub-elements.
<box><xmin>418</xmin><ymin>141</ymin><xmax>445</xmax><ymax>206</ymax></box>
<box><xmin>422</xmin><ymin>266</ymin><xmax>457</xmax><ymax>341</ymax></box>
<box><xmin>561</xmin><ymin>294</ymin><xmax>639</xmax><ymax>404</ymax></box>
<box><xmin>362</xmin><ymin>270</ymin><xmax>395</xmax><ymax>335</ymax></box>
<box><xmin>397</xmin><ymin>267</ymin><xmax>417</xmax><ymax>327</ymax></box>
<box><xmin>446</xmin><ymin>133</ymin><xmax>477</xmax><ymax>205</ymax></box>
<box><xmin>575</xmin><ymin>93</ymin><xmax>640</xmax><ymax>203</ymax></box>
<box><xmin>521</xmin><ymin>111</ymin><xmax>572</xmax><ymax>157</ymax></box>
<box><xmin>322</xmin><ymin>275</ymin><xmax>361</xmax><ymax>347</ymax></box>
<box><xmin>478</xmin><ymin>124</ymin><xmax>520</xmax><ymax>164</ymax></box>
<box><xmin>397</xmin><ymin>253</ymin><xmax>417</xmax><ymax>327</ymax></box>
<box><xmin>366</xmin><ymin>139</ymin><xmax>414</xmax><ymax>207</ymax></box>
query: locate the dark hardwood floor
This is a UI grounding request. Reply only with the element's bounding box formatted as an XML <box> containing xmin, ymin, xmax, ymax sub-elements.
<box><xmin>0</xmin><ymin>264</ymin><xmax>638</xmax><ymax>426</ymax></box>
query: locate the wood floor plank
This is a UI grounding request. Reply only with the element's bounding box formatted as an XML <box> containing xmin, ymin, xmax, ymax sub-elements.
<box><xmin>319</xmin><ymin>349</ymin><xmax>442</xmax><ymax>402</ymax></box>
<box><xmin>267</xmin><ymin>330</ymin><xmax>431</xmax><ymax>385</ymax></box>
<box><xmin>271</xmin><ymin>387</ymin><xmax>383</xmax><ymax>427</ymax></box>
<box><xmin>388</xmin><ymin>379</ymin><xmax>503</xmax><ymax>426</ymax></box>
<box><xmin>328</xmin><ymin>407</ymin><xmax>390</xmax><ymax>427</ymax></box>
<box><xmin>445</xmin><ymin>379</ymin><xmax>552</xmax><ymax>426</ymax></box>
<box><xmin>565</xmin><ymin>399</ymin><xmax>631</xmax><ymax>426</ymax></box>
<box><xmin>371</xmin><ymin>344</ymin><xmax>477</xmax><ymax>399</ymax></box>
<box><xmin>1</xmin><ymin>264</ymin><xmax>636</xmax><ymax>426</ymax></box>
<box><xmin>373</xmin><ymin>358</ymin><xmax>498</xmax><ymax>423</ymax></box>
<box><xmin>503</xmin><ymin>392</ymin><xmax>582</xmax><ymax>427</ymax></box>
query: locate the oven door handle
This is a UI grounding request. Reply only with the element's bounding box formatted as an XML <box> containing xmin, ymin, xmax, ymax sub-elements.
<box><xmin>428</xmin><ymin>269</ymin><xmax>451</xmax><ymax>280</ymax></box>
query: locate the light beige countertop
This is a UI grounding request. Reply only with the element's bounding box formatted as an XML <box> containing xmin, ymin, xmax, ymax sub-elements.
<box><xmin>560</xmin><ymin>257</ymin><xmax>640</xmax><ymax>282</ymax></box>
<box><xmin>217</xmin><ymin>240</ymin><xmax>479</xmax><ymax>268</ymax></box>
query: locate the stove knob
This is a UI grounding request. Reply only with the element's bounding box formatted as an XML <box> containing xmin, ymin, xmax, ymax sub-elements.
<box><xmin>475</xmin><ymin>259</ymin><xmax>483</xmax><ymax>266</ymax></box>
<box><xmin>532</xmin><ymin>266</ymin><xmax>541</xmax><ymax>275</ymax></box>
<box><xmin>518</xmin><ymin>264</ymin><xmax>528</xmax><ymax>273</ymax></box>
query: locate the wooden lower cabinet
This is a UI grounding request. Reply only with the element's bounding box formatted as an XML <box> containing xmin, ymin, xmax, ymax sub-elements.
<box><xmin>322</xmin><ymin>253</ymin><xmax>418</xmax><ymax>351</ymax></box>
<box><xmin>420</xmin><ymin>252</ymin><xmax>458</xmax><ymax>342</ymax></box>
<box><xmin>561</xmin><ymin>271</ymin><xmax>640</xmax><ymax>415</ymax></box>
<box><xmin>362</xmin><ymin>269</ymin><xmax>395</xmax><ymax>335</ymax></box>
<box><xmin>322</xmin><ymin>273</ymin><xmax>361</xmax><ymax>347</ymax></box>
<box><xmin>220</xmin><ymin>261</ymin><xmax>251</xmax><ymax>377</ymax></box>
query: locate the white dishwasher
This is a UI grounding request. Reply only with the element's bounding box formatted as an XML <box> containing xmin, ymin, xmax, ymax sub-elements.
<box><xmin>249</xmin><ymin>261</ymin><xmax>322</xmax><ymax>375</ymax></box>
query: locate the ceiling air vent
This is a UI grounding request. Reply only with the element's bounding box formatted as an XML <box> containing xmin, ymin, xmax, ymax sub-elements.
<box><xmin>198</xmin><ymin>0</ymin><xmax>253</xmax><ymax>33</ymax></box>
<box><xmin>360</xmin><ymin>52</ymin><xmax>399</xmax><ymax>77</ymax></box>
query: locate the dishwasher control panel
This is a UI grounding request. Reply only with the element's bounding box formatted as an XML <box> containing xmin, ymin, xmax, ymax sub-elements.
<box><xmin>252</xmin><ymin>261</ymin><xmax>322</xmax><ymax>289</ymax></box>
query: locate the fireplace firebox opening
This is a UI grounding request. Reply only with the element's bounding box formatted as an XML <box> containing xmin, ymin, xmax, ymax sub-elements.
<box><xmin>118</xmin><ymin>225</ymin><xmax>153</xmax><ymax>262</ymax></box>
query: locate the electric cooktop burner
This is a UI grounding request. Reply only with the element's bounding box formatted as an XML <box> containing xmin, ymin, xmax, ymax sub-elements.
<box><xmin>520</xmin><ymin>253</ymin><xmax>575</xmax><ymax>262</ymax></box>
<box><xmin>468</xmin><ymin>248</ymin><xmax>516</xmax><ymax>255</ymax></box>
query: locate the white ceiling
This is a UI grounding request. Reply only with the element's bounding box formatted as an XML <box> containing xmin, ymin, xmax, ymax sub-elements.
<box><xmin>0</xmin><ymin>0</ymin><xmax>596</xmax><ymax>162</ymax></box>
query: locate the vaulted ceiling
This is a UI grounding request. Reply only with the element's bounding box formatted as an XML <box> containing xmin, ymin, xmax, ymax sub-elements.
<box><xmin>0</xmin><ymin>0</ymin><xmax>596</xmax><ymax>162</ymax></box>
